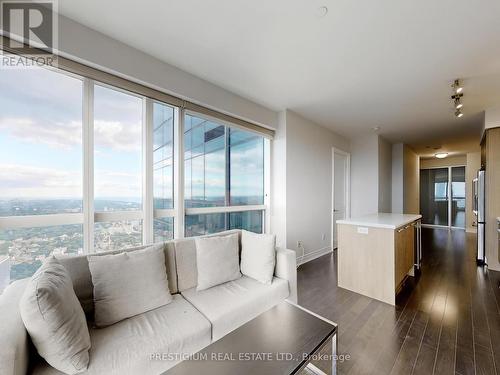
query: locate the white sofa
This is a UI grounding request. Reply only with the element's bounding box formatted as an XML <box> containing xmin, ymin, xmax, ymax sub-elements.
<box><xmin>0</xmin><ymin>230</ymin><xmax>297</xmax><ymax>375</ymax></box>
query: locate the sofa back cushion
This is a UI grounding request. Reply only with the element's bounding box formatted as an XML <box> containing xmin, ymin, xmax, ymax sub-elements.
<box><xmin>175</xmin><ymin>230</ymin><xmax>241</xmax><ymax>292</ymax></box>
<box><xmin>57</xmin><ymin>242</ymin><xmax>177</xmax><ymax>317</ymax></box>
<box><xmin>54</xmin><ymin>230</ymin><xmax>242</xmax><ymax>313</ymax></box>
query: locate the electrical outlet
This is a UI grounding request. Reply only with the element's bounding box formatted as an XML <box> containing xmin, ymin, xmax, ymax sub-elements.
<box><xmin>357</xmin><ymin>227</ymin><xmax>369</xmax><ymax>234</ymax></box>
<box><xmin>297</xmin><ymin>240</ymin><xmax>303</xmax><ymax>248</ymax></box>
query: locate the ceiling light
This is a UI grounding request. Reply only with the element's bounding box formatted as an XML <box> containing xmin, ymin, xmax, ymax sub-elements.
<box><xmin>455</xmin><ymin>110</ymin><xmax>464</xmax><ymax>118</ymax></box>
<box><xmin>316</xmin><ymin>6</ymin><xmax>328</xmax><ymax>17</ymax></box>
<box><xmin>454</xmin><ymin>98</ymin><xmax>463</xmax><ymax>109</ymax></box>
<box><xmin>435</xmin><ymin>152</ymin><xmax>448</xmax><ymax>159</ymax></box>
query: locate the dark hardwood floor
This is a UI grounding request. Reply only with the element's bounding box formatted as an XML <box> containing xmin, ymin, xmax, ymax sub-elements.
<box><xmin>297</xmin><ymin>228</ymin><xmax>500</xmax><ymax>375</ymax></box>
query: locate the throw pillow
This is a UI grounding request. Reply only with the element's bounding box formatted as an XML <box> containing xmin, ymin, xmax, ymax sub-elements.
<box><xmin>88</xmin><ymin>244</ymin><xmax>172</xmax><ymax>327</ymax></box>
<box><xmin>20</xmin><ymin>257</ymin><xmax>91</xmax><ymax>374</ymax></box>
<box><xmin>240</xmin><ymin>230</ymin><xmax>276</xmax><ymax>284</ymax></box>
<box><xmin>195</xmin><ymin>233</ymin><xmax>241</xmax><ymax>291</ymax></box>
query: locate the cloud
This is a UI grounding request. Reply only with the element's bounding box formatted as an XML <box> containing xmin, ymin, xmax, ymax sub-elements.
<box><xmin>0</xmin><ymin>164</ymin><xmax>81</xmax><ymax>198</ymax></box>
<box><xmin>0</xmin><ymin>117</ymin><xmax>81</xmax><ymax>150</ymax></box>
<box><xmin>94</xmin><ymin>120</ymin><xmax>141</xmax><ymax>152</ymax></box>
<box><xmin>0</xmin><ymin>116</ymin><xmax>142</xmax><ymax>153</ymax></box>
<box><xmin>230</xmin><ymin>144</ymin><xmax>264</xmax><ymax>170</ymax></box>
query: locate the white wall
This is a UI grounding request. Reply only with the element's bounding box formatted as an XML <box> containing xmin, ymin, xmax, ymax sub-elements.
<box><xmin>403</xmin><ymin>145</ymin><xmax>420</xmax><ymax>214</ymax></box>
<box><xmin>350</xmin><ymin>134</ymin><xmax>380</xmax><ymax>217</ymax></box>
<box><xmin>276</xmin><ymin>110</ymin><xmax>350</xmax><ymax>262</ymax></box>
<box><xmin>484</xmin><ymin>107</ymin><xmax>500</xmax><ymax>131</ymax></box>
<box><xmin>392</xmin><ymin>143</ymin><xmax>404</xmax><ymax>213</ymax></box>
<box><xmin>56</xmin><ymin>15</ymin><xmax>278</xmax><ymax>129</ymax></box>
<box><xmin>378</xmin><ymin>137</ymin><xmax>393</xmax><ymax>213</ymax></box>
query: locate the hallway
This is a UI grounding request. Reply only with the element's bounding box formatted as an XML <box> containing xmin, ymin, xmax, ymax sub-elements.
<box><xmin>297</xmin><ymin>228</ymin><xmax>500</xmax><ymax>375</ymax></box>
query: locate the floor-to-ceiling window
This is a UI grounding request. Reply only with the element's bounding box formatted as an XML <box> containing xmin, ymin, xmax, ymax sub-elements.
<box><xmin>0</xmin><ymin>62</ymin><xmax>270</xmax><ymax>286</ymax></box>
<box><xmin>451</xmin><ymin>166</ymin><xmax>466</xmax><ymax>228</ymax></box>
<box><xmin>420</xmin><ymin>166</ymin><xmax>466</xmax><ymax>228</ymax></box>
<box><xmin>93</xmin><ymin>84</ymin><xmax>144</xmax><ymax>252</ymax></box>
<box><xmin>0</xmin><ymin>67</ymin><xmax>84</xmax><ymax>281</ymax></box>
<box><xmin>183</xmin><ymin>113</ymin><xmax>265</xmax><ymax>237</ymax></box>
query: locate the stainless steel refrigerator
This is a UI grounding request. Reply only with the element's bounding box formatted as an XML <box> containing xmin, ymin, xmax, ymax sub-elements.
<box><xmin>473</xmin><ymin>169</ymin><xmax>486</xmax><ymax>264</ymax></box>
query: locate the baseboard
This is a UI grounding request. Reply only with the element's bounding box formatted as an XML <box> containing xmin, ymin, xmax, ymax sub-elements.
<box><xmin>297</xmin><ymin>246</ymin><xmax>332</xmax><ymax>266</ymax></box>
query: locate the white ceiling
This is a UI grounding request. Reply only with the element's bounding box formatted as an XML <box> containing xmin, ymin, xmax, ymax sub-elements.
<box><xmin>58</xmin><ymin>0</ymin><xmax>500</xmax><ymax>154</ymax></box>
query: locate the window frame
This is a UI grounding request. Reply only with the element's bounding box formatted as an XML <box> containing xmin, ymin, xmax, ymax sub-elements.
<box><xmin>0</xmin><ymin>63</ymin><xmax>271</xmax><ymax>266</ymax></box>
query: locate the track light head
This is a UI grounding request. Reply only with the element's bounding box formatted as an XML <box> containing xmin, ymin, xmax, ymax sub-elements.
<box><xmin>452</xmin><ymin>79</ymin><xmax>463</xmax><ymax>94</ymax></box>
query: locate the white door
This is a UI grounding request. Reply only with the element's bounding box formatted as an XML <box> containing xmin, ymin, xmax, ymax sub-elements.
<box><xmin>332</xmin><ymin>150</ymin><xmax>349</xmax><ymax>249</ymax></box>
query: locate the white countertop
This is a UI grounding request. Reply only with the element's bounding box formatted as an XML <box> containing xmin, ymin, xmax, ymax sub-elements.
<box><xmin>337</xmin><ymin>213</ymin><xmax>422</xmax><ymax>229</ymax></box>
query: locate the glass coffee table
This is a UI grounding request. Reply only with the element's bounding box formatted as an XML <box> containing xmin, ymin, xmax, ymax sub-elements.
<box><xmin>165</xmin><ymin>301</ymin><xmax>338</xmax><ymax>375</ymax></box>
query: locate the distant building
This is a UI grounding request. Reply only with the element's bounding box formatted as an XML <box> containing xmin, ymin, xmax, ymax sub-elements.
<box><xmin>0</xmin><ymin>256</ymin><xmax>10</xmax><ymax>294</ymax></box>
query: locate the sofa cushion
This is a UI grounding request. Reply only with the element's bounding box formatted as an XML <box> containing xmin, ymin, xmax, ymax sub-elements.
<box><xmin>20</xmin><ymin>257</ymin><xmax>91</xmax><ymax>374</ymax></box>
<box><xmin>182</xmin><ymin>276</ymin><xmax>289</xmax><ymax>341</ymax></box>
<box><xmin>240</xmin><ymin>230</ymin><xmax>276</xmax><ymax>285</ymax></box>
<box><xmin>195</xmin><ymin>233</ymin><xmax>241</xmax><ymax>291</ymax></box>
<box><xmin>31</xmin><ymin>295</ymin><xmax>212</xmax><ymax>375</ymax></box>
<box><xmin>57</xmin><ymin>242</ymin><xmax>178</xmax><ymax>317</ymax></box>
<box><xmin>88</xmin><ymin>245</ymin><xmax>173</xmax><ymax>327</ymax></box>
<box><xmin>174</xmin><ymin>230</ymin><xmax>241</xmax><ymax>292</ymax></box>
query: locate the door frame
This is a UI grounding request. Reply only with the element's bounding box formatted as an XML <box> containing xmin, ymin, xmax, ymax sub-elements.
<box><xmin>332</xmin><ymin>148</ymin><xmax>351</xmax><ymax>250</ymax></box>
<box><xmin>420</xmin><ymin>164</ymin><xmax>466</xmax><ymax>230</ymax></box>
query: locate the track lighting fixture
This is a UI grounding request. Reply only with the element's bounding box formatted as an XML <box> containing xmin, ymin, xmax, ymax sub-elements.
<box><xmin>451</xmin><ymin>79</ymin><xmax>464</xmax><ymax>118</ymax></box>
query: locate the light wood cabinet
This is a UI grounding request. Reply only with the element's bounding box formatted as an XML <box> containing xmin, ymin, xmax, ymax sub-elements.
<box><xmin>395</xmin><ymin>224</ymin><xmax>414</xmax><ymax>291</ymax></box>
<box><xmin>337</xmin><ymin>216</ymin><xmax>420</xmax><ymax>306</ymax></box>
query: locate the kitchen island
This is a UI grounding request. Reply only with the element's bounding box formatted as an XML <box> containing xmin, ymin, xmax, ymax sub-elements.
<box><xmin>336</xmin><ymin>213</ymin><xmax>422</xmax><ymax>305</ymax></box>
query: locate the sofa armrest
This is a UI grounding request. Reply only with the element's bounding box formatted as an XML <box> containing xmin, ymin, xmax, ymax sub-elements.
<box><xmin>0</xmin><ymin>278</ymin><xmax>30</xmax><ymax>375</ymax></box>
<box><xmin>275</xmin><ymin>248</ymin><xmax>297</xmax><ymax>303</ymax></box>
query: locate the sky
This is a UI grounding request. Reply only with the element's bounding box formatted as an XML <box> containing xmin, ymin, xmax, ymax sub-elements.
<box><xmin>0</xmin><ymin>66</ymin><xmax>142</xmax><ymax>199</ymax></box>
<box><xmin>0</xmin><ymin>66</ymin><xmax>264</xmax><ymax>203</ymax></box>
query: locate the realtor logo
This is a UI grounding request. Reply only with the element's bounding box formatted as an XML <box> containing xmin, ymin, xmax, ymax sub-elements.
<box><xmin>0</xmin><ymin>0</ymin><xmax>58</xmax><ymax>67</ymax></box>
